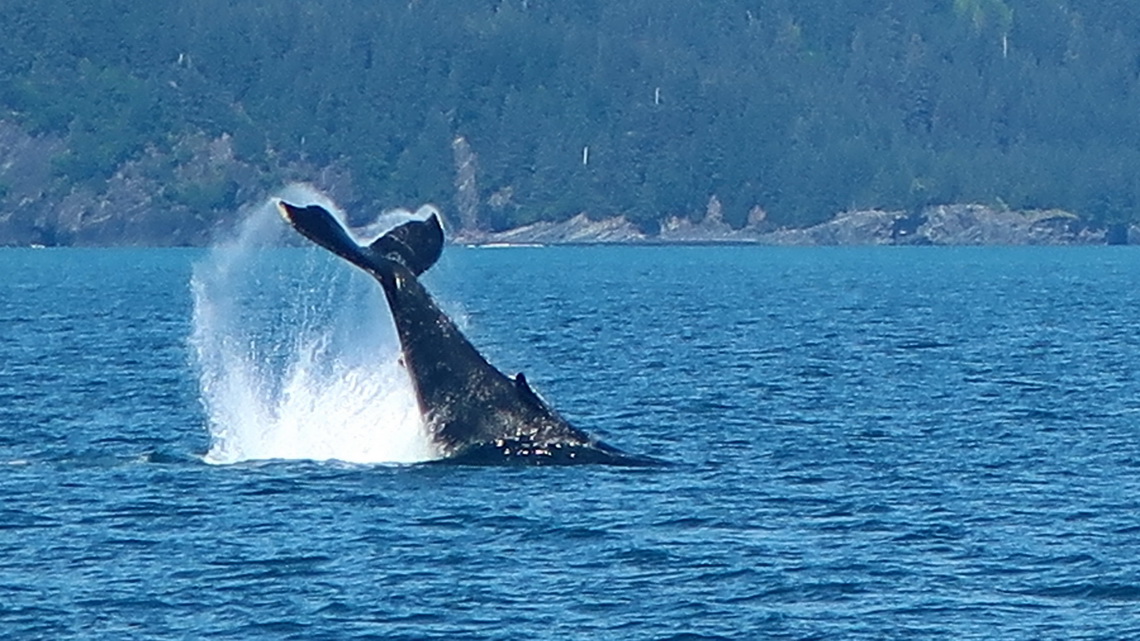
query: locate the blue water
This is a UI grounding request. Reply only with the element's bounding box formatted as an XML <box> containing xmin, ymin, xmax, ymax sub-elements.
<box><xmin>3</xmin><ymin>244</ymin><xmax>1140</xmax><ymax>639</ymax></box>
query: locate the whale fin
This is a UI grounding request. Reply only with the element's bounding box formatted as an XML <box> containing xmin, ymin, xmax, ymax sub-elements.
<box><xmin>513</xmin><ymin>372</ymin><xmax>533</xmax><ymax>395</ymax></box>
<box><xmin>278</xmin><ymin>201</ymin><xmax>443</xmax><ymax>276</ymax></box>
<box><xmin>513</xmin><ymin>372</ymin><xmax>549</xmax><ymax>411</ymax></box>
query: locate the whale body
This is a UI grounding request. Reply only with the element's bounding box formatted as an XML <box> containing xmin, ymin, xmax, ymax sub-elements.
<box><xmin>277</xmin><ymin>201</ymin><xmax>648</xmax><ymax>465</ymax></box>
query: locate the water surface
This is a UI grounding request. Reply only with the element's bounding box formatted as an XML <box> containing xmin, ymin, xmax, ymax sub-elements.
<box><xmin>2</xmin><ymin>245</ymin><xmax>1139</xmax><ymax>639</ymax></box>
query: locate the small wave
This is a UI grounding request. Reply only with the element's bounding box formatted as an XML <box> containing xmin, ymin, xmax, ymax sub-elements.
<box><xmin>1022</xmin><ymin>582</ymin><xmax>1140</xmax><ymax>601</ymax></box>
<box><xmin>0</xmin><ymin>509</ymin><xmax>57</xmax><ymax>530</ymax></box>
<box><xmin>896</xmin><ymin>339</ymin><xmax>955</xmax><ymax>350</ymax></box>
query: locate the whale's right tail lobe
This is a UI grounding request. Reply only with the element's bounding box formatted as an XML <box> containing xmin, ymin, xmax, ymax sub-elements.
<box><xmin>278</xmin><ymin>201</ymin><xmax>443</xmax><ymax>277</ymax></box>
<box><xmin>365</xmin><ymin>213</ymin><xmax>443</xmax><ymax>277</ymax></box>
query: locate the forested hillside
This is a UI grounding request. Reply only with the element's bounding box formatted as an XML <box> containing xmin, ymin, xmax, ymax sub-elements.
<box><xmin>1</xmin><ymin>0</ymin><xmax>1138</xmax><ymax>243</ymax></box>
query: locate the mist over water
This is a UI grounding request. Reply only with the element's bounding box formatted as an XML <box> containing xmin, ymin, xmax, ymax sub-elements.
<box><xmin>189</xmin><ymin>184</ymin><xmax>438</xmax><ymax>465</ymax></box>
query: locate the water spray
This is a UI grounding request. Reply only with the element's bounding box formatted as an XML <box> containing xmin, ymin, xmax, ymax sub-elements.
<box><xmin>189</xmin><ymin>184</ymin><xmax>438</xmax><ymax>465</ymax></box>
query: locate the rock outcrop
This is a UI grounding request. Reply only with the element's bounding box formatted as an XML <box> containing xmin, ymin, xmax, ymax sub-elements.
<box><xmin>454</xmin><ymin>212</ymin><xmax>647</xmax><ymax>245</ymax></box>
<box><xmin>757</xmin><ymin>209</ymin><xmax>907</xmax><ymax>245</ymax></box>
<box><xmin>0</xmin><ymin>119</ymin><xmax>363</xmax><ymax>246</ymax></box>
<box><xmin>656</xmin><ymin>196</ymin><xmax>773</xmax><ymax>243</ymax></box>
<box><xmin>751</xmin><ymin>205</ymin><xmax>1107</xmax><ymax>246</ymax></box>
<box><xmin>911</xmin><ymin>205</ymin><xmax>1102</xmax><ymax>245</ymax></box>
<box><xmin>457</xmin><ymin>205</ymin><xmax>1118</xmax><ymax>246</ymax></box>
<box><xmin>0</xmin><ymin>121</ymin><xmax>66</xmax><ymax>244</ymax></box>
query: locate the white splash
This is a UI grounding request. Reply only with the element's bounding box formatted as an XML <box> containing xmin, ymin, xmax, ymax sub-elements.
<box><xmin>189</xmin><ymin>183</ymin><xmax>440</xmax><ymax>465</ymax></box>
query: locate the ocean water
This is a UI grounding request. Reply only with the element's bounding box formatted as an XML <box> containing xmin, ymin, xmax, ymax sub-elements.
<box><xmin>2</xmin><ymin>241</ymin><xmax>1140</xmax><ymax>639</ymax></box>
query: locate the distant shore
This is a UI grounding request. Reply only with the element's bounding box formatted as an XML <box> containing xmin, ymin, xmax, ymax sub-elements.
<box><xmin>3</xmin><ymin>203</ymin><xmax>1133</xmax><ymax>248</ymax></box>
<box><xmin>452</xmin><ymin>204</ymin><xmax>1133</xmax><ymax>247</ymax></box>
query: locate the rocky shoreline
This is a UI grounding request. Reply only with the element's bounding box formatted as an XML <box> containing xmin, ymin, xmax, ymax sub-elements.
<box><xmin>454</xmin><ymin>204</ymin><xmax>1133</xmax><ymax>247</ymax></box>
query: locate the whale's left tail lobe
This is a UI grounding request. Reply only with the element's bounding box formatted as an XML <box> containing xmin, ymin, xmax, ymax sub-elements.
<box><xmin>278</xmin><ymin>201</ymin><xmax>443</xmax><ymax>276</ymax></box>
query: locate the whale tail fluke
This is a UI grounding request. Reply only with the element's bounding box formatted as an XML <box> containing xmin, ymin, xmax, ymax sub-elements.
<box><xmin>278</xmin><ymin>201</ymin><xmax>443</xmax><ymax>276</ymax></box>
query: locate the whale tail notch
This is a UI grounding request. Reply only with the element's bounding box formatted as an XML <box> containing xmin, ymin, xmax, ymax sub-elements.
<box><xmin>278</xmin><ymin>200</ymin><xmax>443</xmax><ymax>276</ymax></box>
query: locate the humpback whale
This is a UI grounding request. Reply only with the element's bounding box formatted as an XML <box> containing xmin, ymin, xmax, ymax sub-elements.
<box><xmin>277</xmin><ymin>201</ymin><xmax>648</xmax><ymax>465</ymax></box>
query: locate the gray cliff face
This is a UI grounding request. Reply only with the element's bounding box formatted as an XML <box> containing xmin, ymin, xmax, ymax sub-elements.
<box><xmin>909</xmin><ymin>205</ymin><xmax>1105</xmax><ymax>245</ymax></box>
<box><xmin>756</xmin><ymin>205</ymin><xmax>1106</xmax><ymax>246</ymax></box>
<box><xmin>759</xmin><ymin>210</ymin><xmax>906</xmax><ymax>246</ymax></box>
<box><xmin>0</xmin><ymin>120</ymin><xmax>363</xmax><ymax>247</ymax></box>
<box><xmin>656</xmin><ymin>197</ymin><xmax>774</xmax><ymax>243</ymax></box>
<box><xmin>48</xmin><ymin>135</ymin><xmax>252</xmax><ymax>246</ymax></box>
<box><xmin>0</xmin><ymin>121</ymin><xmax>65</xmax><ymax>244</ymax></box>
<box><xmin>454</xmin><ymin>213</ymin><xmax>648</xmax><ymax>245</ymax></box>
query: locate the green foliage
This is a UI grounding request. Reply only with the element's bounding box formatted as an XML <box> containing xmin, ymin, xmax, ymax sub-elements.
<box><xmin>171</xmin><ymin>179</ymin><xmax>238</xmax><ymax>213</ymax></box>
<box><xmin>1</xmin><ymin>0</ymin><xmax>1139</xmax><ymax>228</ymax></box>
<box><xmin>954</xmin><ymin>0</ymin><xmax>1013</xmax><ymax>33</ymax></box>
